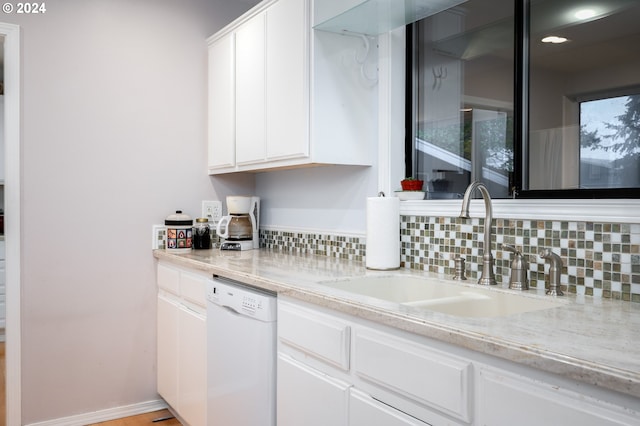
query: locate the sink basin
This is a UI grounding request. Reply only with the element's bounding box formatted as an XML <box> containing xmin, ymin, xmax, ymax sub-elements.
<box><xmin>319</xmin><ymin>276</ymin><xmax>466</xmax><ymax>303</ymax></box>
<box><xmin>318</xmin><ymin>275</ymin><xmax>565</xmax><ymax>318</ymax></box>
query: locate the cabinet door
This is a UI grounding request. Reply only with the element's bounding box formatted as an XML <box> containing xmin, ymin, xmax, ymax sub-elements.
<box><xmin>277</xmin><ymin>353</ymin><xmax>350</xmax><ymax>426</ymax></box>
<box><xmin>178</xmin><ymin>306</ymin><xmax>207</xmax><ymax>426</ymax></box>
<box><xmin>208</xmin><ymin>32</ymin><xmax>236</xmax><ymax>170</ymax></box>
<box><xmin>235</xmin><ymin>12</ymin><xmax>266</xmax><ymax>165</ymax></box>
<box><xmin>478</xmin><ymin>366</ymin><xmax>640</xmax><ymax>426</ymax></box>
<box><xmin>157</xmin><ymin>294</ymin><xmax>180</xmax><ymax>410</ymax></box>
<box><xmin>265</xmin><ymin>0</ymin><xmax>308</xmax><ymax>160</ymax></box>
<box><xmin>350</xmin><ymin>389</ymin><xmax>430</xmax><ymax>426</ymax></box>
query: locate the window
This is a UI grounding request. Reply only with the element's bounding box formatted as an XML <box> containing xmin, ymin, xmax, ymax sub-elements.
<box><xmin>579</xmin><ymin>93</ymin><xmax>640</xmax><ymax>189</ymax></box>
<box><xmin>407</xmin><ymin>0</ymin><xmax>640</xmax><ymax>199</ymax></box>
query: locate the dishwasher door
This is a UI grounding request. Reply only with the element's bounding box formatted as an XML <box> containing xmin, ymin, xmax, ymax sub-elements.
<box><xmin>206</xmin><ymin>277</ymin><xmax>277</xmax><ymax>426</ymax></box>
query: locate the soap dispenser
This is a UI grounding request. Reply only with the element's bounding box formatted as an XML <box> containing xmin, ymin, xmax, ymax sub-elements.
<box><xmin>503</xmin><ymin>244</ymin><xmax>529</xmax><ymax>290</ymax></box>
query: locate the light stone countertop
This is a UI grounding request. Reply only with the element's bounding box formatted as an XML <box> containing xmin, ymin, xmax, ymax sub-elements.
<box><xmin>153</xmin><ymin>248</ymin><xmax>640</xmax><ymax>400</ymax></box>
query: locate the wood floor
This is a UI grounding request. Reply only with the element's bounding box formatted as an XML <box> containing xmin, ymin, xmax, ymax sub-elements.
<box><xmin>1</xmin><ymin>341</ymin><xmax>5</xmax><ymax>424</ymax></box>
<box><xmin>0</xmin><ymin>341</ymin><xmax>180</xmax><ymax>426</ymax></box>
<box><xmin>90</xmin><ymin>409</ymin><xmax>182</xmax><ymax>426</ymax></box>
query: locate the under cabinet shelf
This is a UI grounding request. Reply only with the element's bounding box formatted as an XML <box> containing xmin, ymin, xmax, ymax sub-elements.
<box><xmin>313</xmin><ymin>0</ymin><xmax>468</xmax><ymax>36</ymax></box>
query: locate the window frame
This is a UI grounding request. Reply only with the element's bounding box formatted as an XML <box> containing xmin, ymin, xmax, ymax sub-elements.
<box><xmin>406</xmin><ymin>0</ymin><xmax>640</xmax><ymax>199</ymax></box>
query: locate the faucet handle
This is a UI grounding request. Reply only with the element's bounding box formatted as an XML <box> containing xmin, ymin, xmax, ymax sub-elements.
<box><xmin>502</xmin><ymin>244</ymin><xmax>529</xmax><ymax>290</ymax></box>
<box><xmin>452</xmin><ymin>256</ymin><xmax>467</xmax><ymax>281</ymax></box>
<box><xmin>502</xmin><ymin>243</ymin><xmax>519</xmax><ymax>254</ymax></box>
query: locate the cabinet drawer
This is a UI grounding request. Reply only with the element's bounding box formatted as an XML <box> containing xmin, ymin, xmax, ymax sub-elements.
<box><xmin>349</xmin><ymin>388</ymin><xmax>429</xmax><ymax>426</ymax></box>
<box><xmin>180</xmin><ymin>271</ymin><xmax>207</xmax><ymax>308</ymax></box>
<box><xmin>354</xmin><ymin>329</ymin><xmax>472</xmax><ymax>422</ymax></box>
<box><xmin>278</xmin><ymin>300</ymin><xmax>350</xmax><ymax>370</ymax></box>
<box><xmin>157</xmin><ymin>263</ymin><xmax>180</xmax><ymax>295</ymax></box>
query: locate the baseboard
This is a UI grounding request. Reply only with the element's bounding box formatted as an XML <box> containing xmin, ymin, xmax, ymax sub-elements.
<box><xmin>24</xmin><ymin>399</ymin><xmax>169</xmax><ymax>426</ymax></box>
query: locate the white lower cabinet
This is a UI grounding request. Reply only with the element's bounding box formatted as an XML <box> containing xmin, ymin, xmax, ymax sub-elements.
<box><xmin>353</xmin><ymin>328</ymin><xmax>471</xmax><ymax>423</ymax></box>
<box><xmin>277</xmin><ymin>298</ymin><xmax>452</xmax><ymax>426</ymax></box>
<box><xmin>350</xmin><ymin>388</ymin><xmax>430</xmax><ymax>426</ymax></box>
<box><xmin>157</xmin><ymin>294</ymin><xmax>179</xmax><ymax>408</ymax></box>
<box><xmin>0</xmin><ymin>240</ymin><xmax>5</xmax><ymax>338</ymax></box>
<box><xmin>477</xmin><ymin>366</ymin><xmax>639</xmax><ymax>426</ymax></box>
<box><xmin>176</xmin><ymin>305</ymin><xmax>206</xmax><ymax>426</ymax></box>
<box><xmin>156</xmin><ymin>262</ymin><xmax>208</xmax><ymax>426</ymax></box>
<box><xmin>277</xmin><ymin>297</ymin><xmax>640</xmax><ymax>426</ymax></box>
<box><xmin>277</xmin><ymin>353</ymin><xmax>350</xmax><ymax>426</ymax></box>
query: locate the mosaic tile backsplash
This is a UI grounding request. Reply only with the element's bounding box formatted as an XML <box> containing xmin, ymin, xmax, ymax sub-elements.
<box><xmin>261</xmin><ymin>229</ymin><xmax>366</xmax><ymax>261</ymax></box>
<box><xmin>261</xmin><ymin>216</ymin><xmax>640</xmax><ymax>303</ymax></box>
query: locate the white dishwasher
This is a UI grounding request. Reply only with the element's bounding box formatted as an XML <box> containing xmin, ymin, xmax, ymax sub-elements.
<box><xmin>206</xmin><ymin>276</ymin><xmax>277</xmax><ymax>426</ymax></box>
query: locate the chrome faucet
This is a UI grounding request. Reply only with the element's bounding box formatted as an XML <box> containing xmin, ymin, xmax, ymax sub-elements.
<box><xmin>460</xmin><ymin>181</ymin><xmax>496</xmax><ymax>286</ymax></box>
<box><xmin>539</xmin><ymin>248</ymin><xmax>564</xmax><ymax>296</ymax></box>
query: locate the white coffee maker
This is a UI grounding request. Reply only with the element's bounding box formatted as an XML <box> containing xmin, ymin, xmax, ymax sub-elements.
<box><xmin>216</xmin><ymin>196</ymin><xmax>260</xmax><ymax>250</ymax></box>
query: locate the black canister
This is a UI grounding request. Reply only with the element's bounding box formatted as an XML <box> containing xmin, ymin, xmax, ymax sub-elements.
<box><xmin>193</xmin><ymin>217</ymin><xmax>211</xmax><ymax>250</ymax></box>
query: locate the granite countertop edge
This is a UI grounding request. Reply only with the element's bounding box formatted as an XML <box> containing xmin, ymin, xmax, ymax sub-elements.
<box><xmin>153</xmin><ymin>248</ymin><xmax>640</xmax><ymax>400</ymax></box>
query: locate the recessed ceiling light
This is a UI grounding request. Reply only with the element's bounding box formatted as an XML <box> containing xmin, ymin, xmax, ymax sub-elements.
<box><xmin>575</xmin><ymin>8</ymin><xmax>597</xmax><ymax>20</ymax></box>
<box><xmin>541</xmin><ymin>36</ymin><xmax>569</xmax><ymax>44</ymax></box>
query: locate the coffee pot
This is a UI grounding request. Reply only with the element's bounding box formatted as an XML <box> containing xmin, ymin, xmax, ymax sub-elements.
<box><xmin>217</xmin><ymin>215</ymin><xmax>253</xmax><ymax>240</ymax></box>
<box><xmin>216</xmin><ymin>196</ymin><xmax>260</xmax><ymax>250</ymax></box>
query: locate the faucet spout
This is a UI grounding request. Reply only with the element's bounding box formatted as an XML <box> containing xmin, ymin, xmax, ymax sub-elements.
<box><xmin>460</xmin><ymin>181</ymin><xmax>496</xmax><ymax>285</ymax></box>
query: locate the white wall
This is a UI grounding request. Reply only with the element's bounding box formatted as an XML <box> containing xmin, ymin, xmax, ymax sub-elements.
<box><xmin>256</xmin><ymin>165</ymin><xmax>377</xmax><ymax>234</ymax></box>
<box><xmin>3</xmin><ymin>0</ymin><xmax>257</xmax><ymax>423</ymax></box>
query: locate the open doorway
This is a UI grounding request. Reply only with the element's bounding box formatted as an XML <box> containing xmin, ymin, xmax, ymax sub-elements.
<box><xmin>0</xmin><ymin>32</ymin><xmax>5</xmax><ymax>422</ymax></box>
<box><xmin>0</xmin><ymin>22</ymin><xmax>20</xmax><ymax>426</ymax></box>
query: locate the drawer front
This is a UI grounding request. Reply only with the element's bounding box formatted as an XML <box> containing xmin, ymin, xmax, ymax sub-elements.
<box><xmin>157</xmin><ymin>263</ymin><xmax>180</xmax><ymax>295</ymax></box>
<box><xmin>349</xmin><ymin>388</ymin><xmax>429</xmax><ymax>426</ymax></box>
<box><xmin>354</xmin><ymin>329</ymin><xmax>472</xmax><ymax>422</ymax></box>
<box><xmin>278</xmin><ymin>300</ymin><xmax>350</xmax><ymax>370</ymax></box>
<box><xmin>180</xmin><ymin>271</ymin><xmax>207</xmax><ymax>308</ymax></box>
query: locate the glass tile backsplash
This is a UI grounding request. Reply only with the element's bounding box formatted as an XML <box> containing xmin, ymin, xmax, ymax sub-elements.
<box><xmin>261</xmin><ymin>229</ymin><xmax>366</xmax><ymax>261</ymax></box>
<box><xmin>261</xmin><ymin>215</ymin><xmax>640</xmax><ymax>303</ymax></box>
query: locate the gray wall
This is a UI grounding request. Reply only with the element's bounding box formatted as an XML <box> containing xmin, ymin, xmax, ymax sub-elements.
<box><xmin>3</xmin><ymin>0</ymin><xmax>257</xmax><ymax>422</ymax></box>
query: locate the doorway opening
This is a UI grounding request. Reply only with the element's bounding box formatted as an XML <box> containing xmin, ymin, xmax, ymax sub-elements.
<box><xmin>0</xmin><ymin>22</ymin><xmax>20</xmax><ymax>426</ymax></box>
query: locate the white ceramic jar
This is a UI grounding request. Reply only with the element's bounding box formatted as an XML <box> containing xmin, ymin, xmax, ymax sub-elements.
<box><xmin>165</xmin><ymin>210</ymin><xmax>193</xmax><ymax>253</ymax></box>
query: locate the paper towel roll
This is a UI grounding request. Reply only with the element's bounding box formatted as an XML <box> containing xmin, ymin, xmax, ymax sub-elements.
<box><xmin>366</xmin><ymin>196</ymin><xmax>400</xmax><ymax>270</ymax></box>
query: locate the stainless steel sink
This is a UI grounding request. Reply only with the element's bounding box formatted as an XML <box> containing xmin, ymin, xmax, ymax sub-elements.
<box><xmin>318</xmin><ymin>275</ymin><xmax>565</xmax><ymax>318</ymax></box>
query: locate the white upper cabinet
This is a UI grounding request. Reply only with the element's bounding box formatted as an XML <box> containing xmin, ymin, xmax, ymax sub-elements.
<box><xmin>265</xmin><ymin>0</ymin><xmax>308</xmax><ymax>161</ymax></box>
<box><xmin>235</xmin><ymin>11</ymin><xmax>266</xmax><ymax>165</ymax></box>
<box><xmin>208</xmin><ymin>33</ymin><xmax>235</xmax><ymax>170</ymax></box>
<box><xmin>207</xmin><ymin>0</ymin><xmax>376</xmax><ymax>174</ymax></box>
